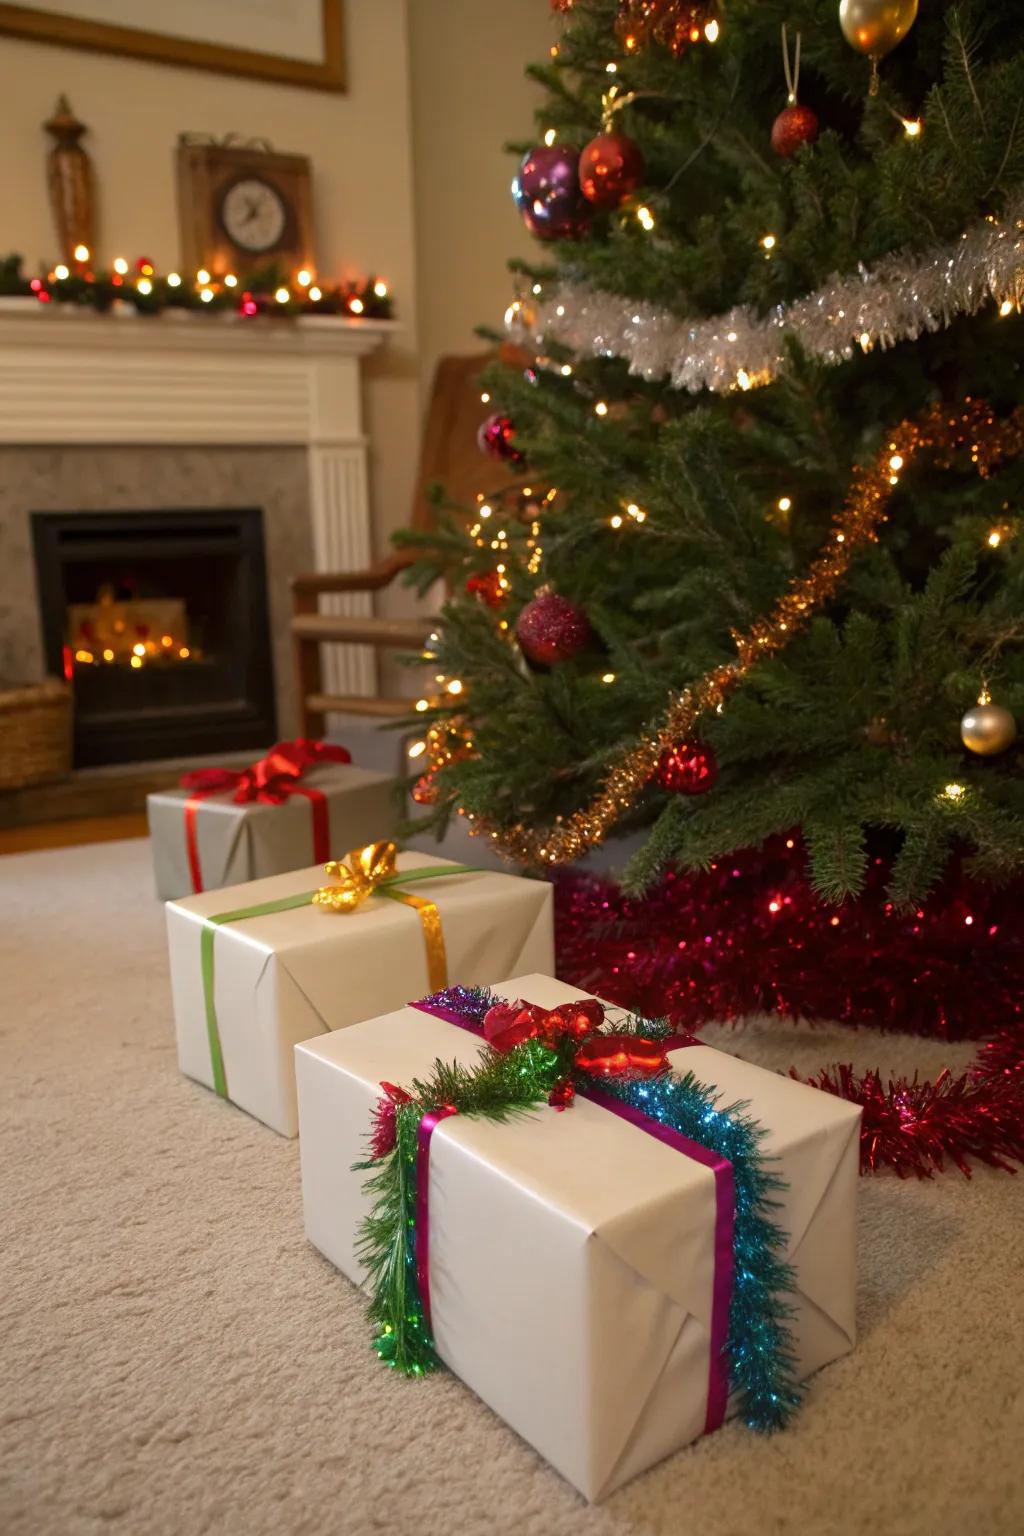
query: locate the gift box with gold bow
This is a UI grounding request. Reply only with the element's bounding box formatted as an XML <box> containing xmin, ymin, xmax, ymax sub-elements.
<box><xmin>165</xmin><ymin>849</ymin><xmax>555</xmax><ymax>1136</ymax></box>
<box><xmin>147</xmin><ymin>739</ymin><xmax>398</xmax><ymax>901</ymax></box>
<box><xmin>295</xmin><ymin>973</ymin><xmax>861</xmax><ymax>1501</ymax></box>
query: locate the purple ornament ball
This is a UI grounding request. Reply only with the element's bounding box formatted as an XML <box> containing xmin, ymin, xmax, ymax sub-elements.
<box><xmin>512</xmin><ymin>145</ymin><xmax>591</xmax><ymax>242</ymax></box>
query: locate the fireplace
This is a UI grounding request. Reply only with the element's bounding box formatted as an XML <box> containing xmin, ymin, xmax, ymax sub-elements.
<box><xmin>31</xmin><ymin>508</ymin><xmax>277</xmax><ymax>766</ymax></box>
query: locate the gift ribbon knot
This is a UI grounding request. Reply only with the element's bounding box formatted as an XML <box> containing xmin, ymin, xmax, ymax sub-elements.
<box><xmin>180</xmin><ymin>738</ymin><xmax>352</xmax><ymax>893</ymax></box>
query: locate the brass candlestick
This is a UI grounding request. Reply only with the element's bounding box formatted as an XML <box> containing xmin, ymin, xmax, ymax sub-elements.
<box><xmin>44</xmin><ymin>95</ymin><xmax>96</xmax><ymax>262</ymax></box>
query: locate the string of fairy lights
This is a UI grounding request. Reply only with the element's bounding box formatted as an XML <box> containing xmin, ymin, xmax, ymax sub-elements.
<box><xmin>410</xmin><ymin>399</ymin><xmax>1024</xmax><ymax>863</ymax></box>
<box><xmin>15</xmin><ymin>245</ymin><xmax>393</xmax><ymax>320</ymax></box>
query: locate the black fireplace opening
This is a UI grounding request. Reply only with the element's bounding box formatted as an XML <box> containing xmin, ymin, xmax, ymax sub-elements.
<box><xmin>32</xmin><ymin>508</ymin><xmax>277</xmax><ymax>767</ymax></box>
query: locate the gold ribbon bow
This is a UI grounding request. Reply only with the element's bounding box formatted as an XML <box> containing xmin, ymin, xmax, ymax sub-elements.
<box><xmin>313</xmin><ymin>840</ymin><xmax>399</xmax><ymax>912</ymax></box>
<box><xmin>313</xmin><ymin>840</ymin><xmax>463</xmax><ymax>991</ymax></box>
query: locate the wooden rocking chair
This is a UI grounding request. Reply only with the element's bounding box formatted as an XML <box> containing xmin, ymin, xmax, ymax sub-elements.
<box><xmin>291</xmin><ymin>352</ymin><xmax>515</xmax><ymax>735</ymax></box>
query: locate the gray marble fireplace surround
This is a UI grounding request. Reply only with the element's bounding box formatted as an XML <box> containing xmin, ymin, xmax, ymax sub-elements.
<box><xmin>0</xmin><ymin>445</ymin><xmax>312</xmax><ymax>736</ymax></box>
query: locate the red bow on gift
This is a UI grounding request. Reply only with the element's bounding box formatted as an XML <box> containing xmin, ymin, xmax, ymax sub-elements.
<box><xmin>180</xmin><ymin>738</ymin><xmax>351</xmax><ymax>804</ymax></box>
<box><xmin>482</xmin><ymin>998</ymin><xmax>670</xmax><ymax>1082</ymax></box>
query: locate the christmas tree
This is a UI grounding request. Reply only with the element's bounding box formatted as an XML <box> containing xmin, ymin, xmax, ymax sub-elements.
<box><xmin>407</xmin><ymin>0</ymin><xmax>1024</xmax><ymax>917</ymax></box>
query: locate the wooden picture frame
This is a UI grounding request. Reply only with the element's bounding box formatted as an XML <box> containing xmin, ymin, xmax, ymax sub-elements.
<box><xmin>176</xmin><ymin>140</ymin><xmax>314</xmax><ymax>280</ymax></box>
<box><xmin>0</xmin><ymin>2</ymin><xmax>345</xmax><ymax>93</ymax></box>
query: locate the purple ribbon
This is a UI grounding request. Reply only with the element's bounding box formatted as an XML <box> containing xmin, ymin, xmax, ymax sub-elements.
<box><xmin>409</xmin><ymin>997</ymin><xmax>735</xmax><ymax>1434</ymax></box>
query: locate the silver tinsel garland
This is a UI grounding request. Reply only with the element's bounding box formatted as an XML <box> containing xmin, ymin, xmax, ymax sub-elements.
<box><xmin>507</xmin><ymin>199</ymin><xmax>1024</xmax><ymax>394</ymax></box>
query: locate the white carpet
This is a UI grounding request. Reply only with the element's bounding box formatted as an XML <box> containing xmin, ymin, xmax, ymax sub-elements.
<box><xmin>1</xmin><ymin>838</ymin><xmax>1022</xmax><ymax>1536</ymax></box>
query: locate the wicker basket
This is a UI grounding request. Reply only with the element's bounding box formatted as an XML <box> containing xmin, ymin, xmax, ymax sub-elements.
<box><xmin>0</xmin><ymin>678</ymin><xmax>73</xmax><ymax>791</ymax></box>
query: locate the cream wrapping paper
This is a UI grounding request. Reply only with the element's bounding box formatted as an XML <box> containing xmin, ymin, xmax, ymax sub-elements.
<box><xmin>147</xmin><ymin>764</ymin><xmax>397</xmax><ymax>901</ymax></box>
<box><xmin>295</xmin><ymin>973</ymin><xmax>861</xmax><ymax>1501</ymax></box>
<box><xmin>166</xmin><ymin>857</ymin><xmax>555</xmax><ymax>1137</ymax></box>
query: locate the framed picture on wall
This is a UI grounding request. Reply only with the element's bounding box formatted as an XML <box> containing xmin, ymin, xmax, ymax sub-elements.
<box><xmin>0</xmin><ymin>1</ymin><xmax>345</xmax><ymax>92</ymax></box>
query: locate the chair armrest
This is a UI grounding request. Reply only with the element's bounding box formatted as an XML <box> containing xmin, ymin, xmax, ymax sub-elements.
<box><xmin>291</xmin><ymin>550</ymin><xmax>416</xmax><ymax>598</ymax></box>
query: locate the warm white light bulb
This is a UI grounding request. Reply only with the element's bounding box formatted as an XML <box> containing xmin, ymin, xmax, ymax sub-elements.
<box><xmin>73</xmin><ymin>243</ymin><xmax>90</xmax><ymax>262</ymax></box>
<box><xmin>167</xmin><ymin>272</ymin><xmax>182</xmax><ymax>287</ymax></box>
<box><xmin>408</xmin><ymin>740</ymin><xmax>427</xmax><ymax>759</ymax></box>
<box><xmin>224</xmin><ymin>274</ymin><xmax>237</xmax><ymax>288</ymax></box>
<box><xmin>54</xmin><ymin>264</ymin><xmax>69</xmax><ymax>280</ymax></box>
<box><xmin>349</xmin><ymin>297</ymin><xmax>365</xmax><ymax>314</ymax></box>
<box><xmin>373</xmin><ymin>279</ymin><xmax>388</xmax><ymax>298</ymax></box>
<box><xmin>113</xmin><ymin>258</ymin><xmax>129</xmax><ymax>275</ymax></box>
<box><xmin>275</xmin><ymin>287</ymin><xmax>290</xmax><ymax>304</ymax></box>
<box><xmin>308</xmin><ymin>286</ymin><xmax>322</xmax><ymax>302</ymax></box>
<box><xmin>595</xmin><ymin>401</ymin><xmax>609</xmax><ymax>416</ymax></box>
<box><xmin>196</xmin><ymin>269</ymin><xmax>211</xmax><ymax>285</ymax></box>
<box><xmin>296</xmin><ymin>269</ymin><xmax>312</xmax><ymax>287</ymax></box>
<box><xmin>543</xmin><ymin>128</ymin><xmax>557</xmax><ymax>146</ymax></box>
<box><xmin>704</xmin><ymin>18</ymin><xmax>720</xmax><ymax>43</ymax></box>
<box><xmin>200</xmin><ymin>287</ymin><xmax>214</xmax><ymax>303</ymax></box>
<box><xmin>136</xmin><ymin>277</ymin><xmax>153</xmax><ymax>295</ymax></box>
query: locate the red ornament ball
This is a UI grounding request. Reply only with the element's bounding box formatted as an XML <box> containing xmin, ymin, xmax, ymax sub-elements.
<box><xmin>771</xmin><ymin>102</ymin><xmax>819</xmax><ymax>157</ymax></box>
<box><xmin>477</xmin><ymin>412</ymin><xmax>524</xmax><ymax>464</ymax></box>
<box><xmin>515</xmin><ymin>592</ymin><xmax>592</xmax><ymax>666</ymax></box>
<box><xmin>465</xmin><ymin>570</ymin><xmax>505</xmax><ymax>608</ymax></box>
<box><xmin>411</xmin><ymin>772</ymin><xmax>438</xmax><ymax>806</ymax></box>
<box><xmin>578</xmin><ymin>131</ymin><xmax>645</xmax><ymax>208</ymax></box>
<box><xmin>655</xmin><ymin>739</ymin><xmax>718</xmax><ymax>795</ymax></box>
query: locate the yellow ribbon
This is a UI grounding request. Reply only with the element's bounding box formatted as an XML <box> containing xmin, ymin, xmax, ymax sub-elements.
<box><xmin>313</xmin><ymin>840</ymin><xmax>466</xmax><ymax>992</ymax></box>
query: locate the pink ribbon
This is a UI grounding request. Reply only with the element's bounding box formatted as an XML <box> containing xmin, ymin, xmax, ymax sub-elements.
<box><xmin>409</xmin><ymin>997</ymin><xmax>734</xmax><ymax>1434</ymax></box>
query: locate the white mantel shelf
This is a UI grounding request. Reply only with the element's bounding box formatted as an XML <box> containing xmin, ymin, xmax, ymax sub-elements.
<box><xmin>0</xmin><ymin>305</ymin><xmax>397</xmax><ymax>446</ymax></box>
<box><xmin>0</xmin><ymin>302</ymin><xmax>397</xmax><ymax>697</ymax></box>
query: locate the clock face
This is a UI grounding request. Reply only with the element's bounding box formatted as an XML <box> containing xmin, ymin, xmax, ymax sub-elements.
<box><xmin>219</xmin><ymin>177</ymin><xmax>288</xmax><ymax>254</ymax></box>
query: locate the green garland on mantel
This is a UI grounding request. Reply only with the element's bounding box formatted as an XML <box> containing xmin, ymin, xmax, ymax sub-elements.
<box><xmin>0</xmin><ymin>252</ymin><xmax>394</xmax><ymax>321</ymax></box>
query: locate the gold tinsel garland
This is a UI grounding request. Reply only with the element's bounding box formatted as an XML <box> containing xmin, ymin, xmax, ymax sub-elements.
<box><xmin>439</xmin><ymin>399</ymin><xmax>1024</xmax><ymax>865</ymax></box>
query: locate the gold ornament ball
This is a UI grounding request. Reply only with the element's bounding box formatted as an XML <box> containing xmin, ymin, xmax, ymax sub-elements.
<box><xmin>960</xmin><ymin>702</ymin><xmax>1018</xmax><ymax>756</ymax></box>
<box><xmin>839</xmin><ymin>0</ymin><xmax>918</xmax><ymax>60</ymax></box>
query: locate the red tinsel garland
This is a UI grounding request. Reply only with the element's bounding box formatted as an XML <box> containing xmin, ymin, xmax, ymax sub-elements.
<box><xmin>553</xmin><ymin>834</ymin><xmax>1024</xmax><ymax>1178</ymax></box>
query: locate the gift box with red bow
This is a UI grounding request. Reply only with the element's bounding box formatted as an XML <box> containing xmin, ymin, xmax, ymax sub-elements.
<box><xmin>146</xmin><ymin>739</ymin><xmax>397</xmax><ymax>901</ymax></box>
<box><xmin>295</xmin><ymin>973</ymin><xmax>861</xmax><ymax>1501</ymax></box>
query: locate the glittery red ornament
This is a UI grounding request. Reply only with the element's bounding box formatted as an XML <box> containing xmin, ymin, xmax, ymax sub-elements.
<box><xmin>655</xmin><ymin>740</ymin><xmax>718</xmax><ymax>795</ymax></box>
<box><xmin>477</xmin><ymin>412</ymin><xmax>524</xmax><ymax>464</ymax></box>
<box><xmin>579</xmin><ymin>131</ymin><xmax>645</xmax><ymax>208</ymax></box>
<box><xmin>515</xmin><ymin>592</ymin><xmax>592</xmax><ymax>666</ymax></box>
<box><xmin>465</xmin><ymin>570</ymin><xmax>505</xmax><ymax>608</ymax></box>
<box><xmin>411</xmin><ymin>772</ymin><xmax>438</xmax><ymax>806</ymax></box>
<box><xmin>771</xmin><ymin>102</ymin><xmax>819</xmax><ymax>157</ymax></box>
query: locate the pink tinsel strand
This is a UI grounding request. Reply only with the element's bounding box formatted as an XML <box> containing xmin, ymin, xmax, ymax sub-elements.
<box><xmin>552</xmin><ymin>833</ymin><xmax>1024</xmax><ymax>1177</ymax></box>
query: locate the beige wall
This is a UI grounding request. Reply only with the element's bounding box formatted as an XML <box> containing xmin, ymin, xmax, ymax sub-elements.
<box><xmin>0</xmin><ymin>1</ymin><xmax>552</xmax><ymax>646</ymax></box>
<box><xmin>408</xmin><ymin>0</ymin><xmax>552</xmax><ymax>398</ymax></box>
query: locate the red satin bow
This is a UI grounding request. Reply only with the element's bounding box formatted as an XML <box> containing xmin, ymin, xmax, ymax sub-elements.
<box><xmin>180</xmin><ymin>738</ymin><xmax>351</xmax><ymax>805</ymax></box>
<box><xmin>483</xmin><ymin>998</ymin><xmax>669</xmax><ymax>1080</ymax></box>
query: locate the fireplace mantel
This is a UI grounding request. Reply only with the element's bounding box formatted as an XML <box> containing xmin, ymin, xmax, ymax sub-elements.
<box><xmin>0</xmin><ymin>305</ymin><xmax>397</xmax><ymax>696</ymax></box>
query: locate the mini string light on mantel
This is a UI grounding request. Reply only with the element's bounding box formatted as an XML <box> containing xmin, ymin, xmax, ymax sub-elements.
<box><xmin>0</xmin><ymin>252</ymin><xmax>394</xmax><ymax>322</ymax></box>
<box><xmin>437</xmin><ymin>399</ymin><xmax>1024</xmax><ymax>866</ymax></box>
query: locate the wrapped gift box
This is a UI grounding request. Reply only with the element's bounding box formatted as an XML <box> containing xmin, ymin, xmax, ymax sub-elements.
<box><xmin>296</xmin><ymin>973</ymin><xmax>861</xmax><ymax>1501</ymax></box>
<box><xmin>148</xmin><ymin>762</ymin><xmax>397</xmax><ymax>901</ymax></box>
<box><xmin>166</xmin><ymin>857</ymin><xmax>554</xmax><ymax>1137</ymax></box>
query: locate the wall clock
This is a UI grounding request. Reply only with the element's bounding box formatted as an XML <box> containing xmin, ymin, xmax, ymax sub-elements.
<box><xmin>176</xmin><ymin>137</ymin><xmax>314</xmax><ymax>279</ymax></box>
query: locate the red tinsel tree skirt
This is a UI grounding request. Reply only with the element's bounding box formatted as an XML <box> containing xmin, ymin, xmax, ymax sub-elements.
<box><xmin>553</xmin><ymin>833</ymin><xmax>1024</xmax><ymax>1178</ymax></box>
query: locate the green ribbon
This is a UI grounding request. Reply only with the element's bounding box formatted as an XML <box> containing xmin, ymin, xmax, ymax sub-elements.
<box><xmin>199</xmin><ymin>864</ymin><xmax>479</xmax><ymax>1102</ymax></box>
